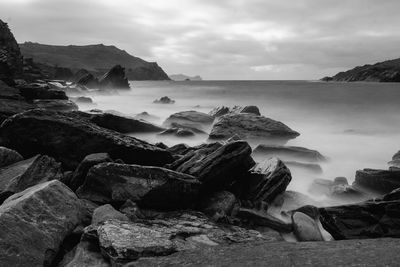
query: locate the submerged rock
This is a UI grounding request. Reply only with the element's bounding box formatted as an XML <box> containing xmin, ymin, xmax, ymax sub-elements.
<box><xmin>0</xmin><ymin>109</ymin><xmax>174</xmax><ymax>169</ymax></box>
<box><xmin>209</xmin><ymin>105</ymin><xmax>261</xmax><ymax>117</ymax></box>
<box><xmin>253</xmin><ymin>145</ymin><xmax>327</xmax><ymax>162</ymax></box>
<box><xmin>163</xmin><ymin>110</ymin><xmax>214</xmax><ymax>131</ymax></box>
<box><xmin>153</xmin><ymin>96</ymin><xmax>175</xmax><ymax>104</ymax></box>
<box><xmin>0</xmin><ymin>146</ymin><xmax>23</xmax><ymax>168</ymax></box>
<box><xmin>354</xmin><ymin>168</ymin><xmax>400</xmax><ymax>194</ymax></box>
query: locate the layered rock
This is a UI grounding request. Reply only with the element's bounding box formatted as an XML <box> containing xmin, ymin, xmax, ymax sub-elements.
<box><xmin>18</xmin><ymin>82</ymin><xmax>68</xmax><ymax>100</ymax></box>
<box><xmin>0</xmin><ymin>98</ymin><xmax>35</xmax><ymax>123</ymax></box>
<box><xmin>209</xmin><ymin>105</ymin><xmax>261</xmax><ymax>117</ymax></box>
<box><xmin>354</xmin><ymin>168</ymin><xmax>400</xmax><ymax>194</ymax></box>
<box><xmin>98</xmin><ymin>65</ymin><xmax>130</xmax><ymax>89</ymax></box>
<box><xmin>33</xmin><ymin>99</ymin><xmax>78</xmax><ymax>112</ymax></box>
<box><xmin>253</xmin><ymin>145</ymin><xmax>327</xmax><ymax>162</ymax></box>
<box><xmin>0</xmin><ymin>20</ymin><xmax>23</xmax><ymax>84</ymax></box>
<box><xmin>163</xmin><ymin>110</ymin><xmax>214</xmax><ymax>131</ymax></box>
<box><xmin>0</xmin><ymin>109</ymin><xmax>173</xmax><ymax>169</ymax></box>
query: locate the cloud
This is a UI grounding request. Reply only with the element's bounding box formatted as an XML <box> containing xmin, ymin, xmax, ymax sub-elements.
<box><xmin>1</xmin><ymin>0</ymin><xmax>399</xmax><ymax>79</ymax></box>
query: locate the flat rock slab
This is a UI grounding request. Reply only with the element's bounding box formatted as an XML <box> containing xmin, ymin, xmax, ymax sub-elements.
<box><xmin>134</xmin><ymin>238</ymin><xmax>400</xmax><ymax>267</ymax></box>
<box><xmin>354</xmin><ymin>168</ymin><xmax>400</xmax><ymax>194</ymax></box>
<box><xmin>253</xmin><ymin>145</ymin><xmax>327</xmax><ymax>162</ymax></box>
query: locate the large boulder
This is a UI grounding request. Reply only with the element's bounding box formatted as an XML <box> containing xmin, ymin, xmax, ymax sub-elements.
<box><xmin>292</xmin><ymin>212</ymin><xmax>324</xmax><ymax>241</ymax></box>
<box><xmin>167</xmin><ymin>141</ymin><xmax>255</xmax><ymax>192</ymax></box>
<box><xmin>319</xmin><ymin>200</ymin><xmax>400</xmax><ymax>240</ymax></box>
<box><xmin>92</xmin><ymin>204</ymin><xmax>129</xmax><ymax>225</ymax></box>
<box><xmin>0</xmin><ymin>154</ymin><xmax>62</xmax><ymax>202</ymax></box>
<box><xmin>354</xmin><ymin>168</ymin><xmax>400</xmax><ymax>194</ymax></box>
<box><xmin>209</xmin><ymin>105</ymin><xmax>261</xmax><ymax>117</ymax></box>
<box><xmin>253</xmin><ymin>145</ymin><xmax>327</xmax><ymax>162</ymax></box>
<box><xmin>18</xmin><ymin>83</ymin><xmax>68</xmax><ymax>100</ymax></box>
<box><xmin>0</xmin><ymin>180</ymin><xmax>83</xmax><ymax>266</ymax></box>
<box><xmin>77</xmin><ymin>163</ymin><xmax>201</xmax><ymax>210</ymax></box>
<box><xmin>0</xmin><ymin>109</ymin><xmax>174</xmax><ymax>169</ymax></box>
<box><xmin>0</xmin><ymin>146</ymin><xmax>23</xmax><ymax>168</ymax></box>
<box><xmin>209</xmin><ymin>113</ymin><xmax>299</xmax><ymax>142</ymax></box>
<box><xmin>98</xmin><ymin>65</ymin><xmax>130</xmax><ymax>89</ymax></box>
<box><xmin>0</xmin><ymin>98</ymin><xmax>35</xmax><ymax>124</ymax></box>
<box><xmin>163</xmin><ymin>110</ymin><xmax>214</xmax><ymax>131</ymax></box>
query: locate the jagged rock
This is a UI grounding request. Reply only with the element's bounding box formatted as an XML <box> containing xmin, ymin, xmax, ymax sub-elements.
<box><xmin>167</xmin><ymin>141</ymin><xmax>254</xmax><ymax>192</ymax></box>
<box><xmin>292</xmin><ymin>212</ymin><xmax>324</xmax><ymax>241</ymax></box>
<box><xmin>209</xmin><ymin>105</ymin><xmax>261</xmax><ymax>117</ymax></box>
<box><xmin>200</xmin><ymin>191</ymin><xmax>236</xmax><ymax>218</ymax></box>
<box><xmin>0</xmin><ymin>154</ymin><xmax>62</xmax><ymax>202</ymax></box>
<box><xmin>253</xmin><ymin>145</ymin><xmax>327</xmax><ymax>162</ymax></box>
<box><xmin>236</xmin><ymin>158</ymin><xmax>292</xmax><ymax>204</ymax></box>
<box><xmin>237</xmin><ymin>208</ymin><xmax>292</xmax><ymax>232</ymax></box>
<box><xmin>76</xmin><ymin>73</ymin><xmax>99</xmax><ymax>88</ymax></box>
<box><xmin>163</xmin><ymin>110</ymin><xmax>214</xmax><ymax>131</ymax></box>
<box><xmin>319</xmin><ymin>200</ymin><xmax>400</xmax><ymax>240</ymax></box>
<box><xmin>0</xmin><ymin>98</ymin><xmax>35</xmax><ymax>123</ymax></box>
<box><xmin>0</xmin><ymin>146</ymin><xmax>23</xmax><ymax>168</ymax></box>
<box><xmin>70</xmin><ymin>153</ymin><xmax>113</xmax><ymax>191</ymax></box>
<box><xmin>92</xmin><ymin>204</ymin><xmax>129</xmax><ymax>225</ymax></box>
<box><xmin>33</xmin><ymin>99</ymin><xmax>78</xmax><ymax>112</ymax></box>
<box><xmin>354</xmin><ymin>168</ymin><xmax>400</xmax><ymax>194</ymax></box>
<box><xmin>77</xmin><ymin>163</ymin><xmax>201</xmax><ymax>209</ymax></box>
<box><xmin>98</xmin><ymin>65</ymin><xmax>130</xmax><ymax>89</ymax></box>
<box><xmin>153</xmin><ymin>96</ymin><xmax>175</xmax><ymax>104</ymax></box>
<box><xmin>167</xmin><ymin>143</ymin><xmax>191</xmax><ymax>155</ymax></box>
<box><xmin>159</xmin><ymin>127</ymin><xmax>195</xmax><ymax>137</ymax></box>
<box><xmin>209</xmin><ymin>113</ymin><xmax>299</xmax><ymax>142</ymax></box>
<box><xmin>0</xmin><ymin>109</ymin><xmax>174</xmax><ymax>169</ymax></box>
<box><xmin>0</xmin><ymin>180</ymin><xmax>83</xmax><ymax>266</ymax></box>
<box><xmin>18</xmin><ymin>83</ymin><xmax>68</xmax><ymax>100</ymax></box>
<box><xmin>58</xmin><ymin>240</ymin><xmax>110</xmax><ymax>267</ymax></box>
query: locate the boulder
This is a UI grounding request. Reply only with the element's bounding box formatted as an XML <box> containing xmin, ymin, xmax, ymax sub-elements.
<box><xmin>92</xmin><ymin>204</ymin><xmax>129</xmax><ymax>225</ymax></box>
<box><xmin>0</xmin><ymin>180</ymin><xmax>83</xmax><ymax>266</ymax></box>
<box><xmin>167</xmin><ymin>141</ymin><xmax>254</xmax><ymax>192</ymax></box>
<box><xmin>77</xmin><ymin>163</ymin><xmax>201</xmax><ymax>210</ymax></box>
<box><xmin>0</xmin><ymin>109</ymin><xmax>174</xmax><ymax>169</ymax></box>
<box><xmin>383</xmin><ymin>188</ymin><xmax>400</xmax><ymax>201</ymax></box>
<box><xmin>167</xmin><ymin>143</ymin><xmax>191</xmax><ymax>155</ymax></box>
<box><xmin>237</xmin><ymin>208</ymin><xmax>293</xmax><ymax>232</ymax></box>
<box><xmin>58</xmin><ymin>240</ymin><xmax>110</xmax><ymax>267</ymax></box>
<box><xmin>200</xmin><ymin>191</ymin><xmax>236</xmax><ymax>218</ymax></box>
<box><xmin>134</xmin><ymin>111</ymin><xmax>160</xmax><ymax>122</ymax></box>
<box><xmin>70</xmin><ymin>153</ymin><xmax>113</xmax><ymax>191</ymax></box>
<box><xmin>209</xmin><ymin>105</ymin><xmax>261</xmax><ymax>117</ymax></box>
<box><xmin>209</xmin><ymin>113</ymin><xmax>299</xmax><ymax>142</ymax></box>
<box><xmin>0</xmin><ymin>146</ymin><xmax>23</xmax><ymax>168</ymax></box>
<box><xmin>159</xmin><ymin>127</ymin><xmax>195</xmax><ymax>137</ymax></box>
<box><xmin>153</xmin><ymin>96</ymin><xmax>175</xmax><ymax>104</ymax></box>
<box><xmin>0</xmin><ymin>98</ymin><xmax>35</xmax><ymax>123</ymax></box>
<box><xmin>354</xmin><ymin>168</ymin><xmax>400</xmax><ymax>194</ymax></box>
<box><xmin>18</xmin><ymin>83</ymin><xmax>68</xmax><ymax>100</ymax></box>
<box><xmin>33</xmin><ymin>99</ymin><xmax>78</xmax><ymax>112</ymax></box>
<box><xmin>237</xmin><ymin>158</ymin><xmax>292</xmax><ymax>204</ymax></box>
<box><xmin>163</xmin><ymin>110</ymin><xmax>214</xmax><ymax>131</ymax></box>
<box><xmin>0</xmin><ymin>154</ymin><xmax>62</xmax><ymax>202</ymax></box>
<box><xmin>292</xmin><ymin>212</ymin><xmax>324</xmax><ymax>241</ymax></box>
<box><xmin>98</xmin><ymin>65</ymin><xmax>130</xmax><ymax>89</ymax></box>
<box><xmin>319</xmin><ymin>200</ymin><xmax>400</xmax><ymax>240</ymax></box>
<box><xmin>253</xmin><ymin>145</ymin><xmax>327</xmax><ymax>162</ymax></box>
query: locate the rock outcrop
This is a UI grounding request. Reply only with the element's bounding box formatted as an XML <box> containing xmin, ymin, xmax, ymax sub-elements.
<box><xmin>163</xmin><ymin>111</ymin><xmax>214</xmax><ymax>131</ymax></box>
<box><xmin>98</xmin><ymin>65</ymin><xmax>130</xmax><ymax>89</ymax></box>
<box><xmin>209</xmin><ymin>105</ymin><xmax>261</xmax><ymax>117</ymax></box>
<box><xmin>0</xmin><ymin>146</ymin><xmax>23</xmax><ymax>168</ymax></box>
<box><xmin>354</xmin><ymin>168</ymin><xmax>400</xmax><ymax>194</ymax></box>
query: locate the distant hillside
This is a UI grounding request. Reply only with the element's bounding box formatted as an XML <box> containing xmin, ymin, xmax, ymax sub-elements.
<box><xmin>19</xmin><ymin>42</ymin><xmax>170</xmax><ymax>80</ymax></box>
<box><xmin>169</xmin><ymin>74</ymin><xmax>202</xmax><ymax>81</ymax></box>
<box><xmin>322</xmin><ymin>58</ymin><xmax>400</xmax><ymax>82</ymax></box>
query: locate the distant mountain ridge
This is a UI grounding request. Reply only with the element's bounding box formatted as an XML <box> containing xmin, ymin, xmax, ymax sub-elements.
<box><xmin>169</xmin><ymin>74</ymin><xmax>202</xmax><ymax>81</ymax></box>
<box><xmin>19</xmin><ymin>42</ymin><xmax>170</xmax><ymax>81</ymax></box>
<box><xmin>322</xmin><ymin>58</ymin><xmax>400</xmax><ymax>82</ymax></box>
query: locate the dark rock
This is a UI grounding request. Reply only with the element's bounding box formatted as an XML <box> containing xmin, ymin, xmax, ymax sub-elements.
<box><xmin>167</xmin><ymin>143</ymin><xmax>191</xmax><ymax>155</ymax></box>
<box><xmin>200</xmin><ymin>191</ymin><xmax>236</xmax><ymax>218</ymax></box>
<box><xmin>163</xmin><ymin>110</ymin><xmax>214</xmax><ymax>131</ymax></box>
<box><xmin>0</xmin><ymin>98</ymin><xmax>35</xmax><ymax>123</ymax></box>
<box><xmin>237</xmin><ymin>208</ymin><xmax>293</xmax><ymax>232</ymax></box>
<box><xmin>209</xmin><ymin>105</ymin><xmax>261</xmax><ymax>117</ymax></box>
<box><xmin>354</xmin><ymin>168</ymin><xmax>400</xmax><ymax>194</ymax></box>
<box><xmin>240</xmin><ymin>105</ymin><xmax>261</xmax><ymax>115</ymax></box>
<box><xmin>77</xmin><ymin>163</ymin><xmax>201</xmax><ymax>209</ymax></box>
<box><xmin>334</xmin><ymin>176</ymin><xmax>348</xmax><ymax>185</ymax></box>
<box><xmin>0</xmin><ymin>146</ymin><xmax>23</xmax><ymax>168</ymax></box>
<box><xmin>209</xmin><ymin>113</ymin><xmax>299</xmax><ymax>142</ymax></box>
<box><xmin>153</xmin><ymin>96</ymin><xmax>175</xmax><ymax>104</ymax></box>
<box><xmin>0</xmin><ymin>154</ymin><xmax>62</xmax><ymax>201</ymax></box>
<box><xmin>79</xmin><ymin>199</ymin><xmax>99</xmax><ymax>226</ymax></box>
<box><xmin>237</xmin><ymin>158</ymin><xmax>292</xmax><ymax>204</ymax></box>
<box><xmin>98</xmin><ymin>65</ymin><xmax>130</xmax><ymax>89</ymax></box>
<box><xmin>70</xmin><ymin>153</ymin><xmax>112</xmax><ymax>191</ymax></box>
<box><xmin>167</xmin><ymin>141</ymin><xmax>254</xmax><ymax>192</ymax></box>
<box><xmin>388</xmin><ymin>150</ymin><xmax>400</xmax><ymax>168</ymax></box>
<box><xmin>18</xmin><ymin>83</ymin><xmax>68</xmax><ymax>100</ymax></box>
<box><xmin>270</xmin><ymin>190</ymin><xmax>319</xmax><ymax>212</ymax></box>
<box><xmin>319</xmin><ymin>200</ymin><xmax>400</xmax><ymax>239</ymax></box>
<box><xmin>253</xmin><ymin>145</ymin><xmax>327</xmax><ymax>162</ymax></box>
<box><xmin>134</xmin><ymin>111</ymin><xmax>159</xmax><ymax>122</ymax></box>
<box><xmin>119</xmin><ymin>199</ymin><xmax>144</xmax><ymax>220</ymax></box>
<box><xmin>159</xmin><ymin>127</ymin><xmax>195</xmax><ymax>137</ymax></box>
<box><xmin>76</xmin><ymin>73</ymin><xmax>99</xmax><ymax>88</ymax></box>
<box><xmin>92</xmin><ymin>204</ymin><xmax>129</xmax><ymax>225</ymax></box>
<box><xmin>292</xmin><ymin>212</ymin><xmax>324</xmax><ymax>241</ymax></box>
<box><xmin>58</xmin><ymin>239</ymin><xmax>110</xmax><ymax>267</ymax></box>
<box><xmin>33</xmin><ymin>99</ymin><xmax>78</xmax><ymax>112</ymax></box>
<box><xmin>0</xmin><ymin>80</ymin><xmax>23</xmax><ymax>100</ymax></box>
<box><xmin>0</xmin><ymin>180</ymin><xmax>83</xmax><ymax>266</ymax></box>
<box><xmin>383</xmin><ymin>188</ymin><xmax>400</xmax><ymax>201</ymax></box>
<box><xmin>0</xmin><ymin>109</ymin><xmax>174</xmax><ymax>169</ymax></box>
<box><xmin>309</xmin><ymin>178</ymin><xmax>367</xmax><ymax>203</ymax></box>
<box><xmin>154</xmin><ymin>142</ymin><xmax>168</xmax><ymax>149</ymax></box>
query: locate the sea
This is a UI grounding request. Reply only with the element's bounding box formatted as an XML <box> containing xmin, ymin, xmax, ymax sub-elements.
<box><xmin>75</xmin><ymin>80</ymin><xmax>400</xmax><ymax>196</ymax></box>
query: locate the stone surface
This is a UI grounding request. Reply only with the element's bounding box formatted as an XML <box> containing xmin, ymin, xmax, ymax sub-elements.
<box><xmin>153</xmin><ymin>96</ymin><xmax>175</xmax><ymax>104</ymax></box>
<box><xmin>0</xmin><ymin>109</ymin><xmax>173</xmax><ymax>169</ymax></box>
<box><xmin>0</xmin><ymin>20</ymin><xmax>23</xmax><ymax>84</ymax></box>
<box><xmin>292</xmin><ymin>212</ymin><xmax>324</xmax><ymax>241</ymax></box>
<box><xmin>253</xmin><ymin>145</ymin><xmax>327</xmax><ymax>162</ymax></box>
<box><xmin>33</xmin><ymin>99</ymin><xmax>78</xmax><ymax>112</ymax></box>
<box><xmin>209</xmin><ymin>113</ymin><xmax>299</xmax><ymax>142</ymax></box>
<box><xmin>354</xmin><ymin>168</ymin><xmax>400</xmax><ymax>194</ymax></box>
<box><xmin>200</xmin><ymin>191</ymin><xmax>236</xmax><ymax>218</ymax></box>
<box><xmin>77</xmin><ymin>163</ymin><xmax>201</xmax><ymax>210</ymax></box>
<box><xmin>18</xmin><ymin>83</ymin><xmax>68</xmax><ymax>100</ymax></box>
<box><xmin>92</xmin><ymin>204</ymin><xmax>129</xmax><ymax>225</ymax></box>
<box><xmin>237</xmin><ymin>208</ymin><xmax>293</xmax><ymax>232</ymax></box>
<box><xmin>0</xmin><ymin>146</ymin><xmax>23</xmax><ymax>168</ymax></box>
<box><xmin>98</xmin><ymin>65</ymin><xmax>130</xmax><ymax>89</ymax></box>
<box><xmin>209</xmin><ymin>105</ymin><xmax>261</xmax><ymax>117</ymax></box>
<box><xmin>0</xmin><ymin>98</ymin><xmax>35</xmax><ymax>123</ymax></box>
<box><xmin>58</xmin><ymin>240</ymin><xmax>110</xmax><ymax>267</ymax></box>
<box><xmin>163</xmin><ymin>110</ymin><xmax>214</xmax><ymax>131</ymax></box>
<box><xmin>0</xmin><ymin>180</ymin><xmax>83</xmax><ymax>266</ymax></box>
<box><xmin>383</xmin><ymin>188</ymin><xmax>400</xmax><ymax>201</ymax></box>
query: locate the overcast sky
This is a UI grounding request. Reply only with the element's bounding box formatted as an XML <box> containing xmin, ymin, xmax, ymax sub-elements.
<box><xmin>1</xmin><ymin>0</ymin><xmax>399</xmax><ymax>80</ymax></box>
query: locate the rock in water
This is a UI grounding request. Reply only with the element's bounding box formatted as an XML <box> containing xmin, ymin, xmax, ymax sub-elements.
<box><xmin>292</xmin><ymin>212</ymin><xmax>324</xmax><ymax>241</ymax></box>
<box><xmin>33</xmin><ymin>99</ymin><xmax>78</xmax><ymax>112</ymax></box>
<box><xmin>209</xmin><ymin>105</ymin><xmax>261</xmax><ymax>117</ymax></box>
<box><xmin>354</xmin><ymin>168</ymin><xmax>400</xmax><ymax>194</ymax></box>
<box><xmin>209</xmin><ymin>113</ymin><xmax>299</xmax><ymax>142</ymax></box>
<box><xmin>153</xmin><ymin>96</ymin><xmax>175</xmax><ymax>104</ymax></box>
<box><xmin>0</xmin><ymin>109</ymin><xmax>173</xmax><ymax>169</ymax></box>
<box><xmin>0</xmin><ymin>180</ymin><xmax>82</xmax><ymax>266</ymax></box>
<box><xmin>77</xmin><ymin>163</ymin><xmax>201</xmax><ymax>210</ymax></box>
<box><xmin>253</xmin><ymin>145</ymin><xmax>327</xmax><ymax>162</ymax></box>
<box><xmin>388</xmin><ymin>150</ymin><xmax>400</xmax><ymax>168</ymax></box>
<box><xmin>319</xmin><ymin>200</ymin><xmax>400</xmax><ymax>240</ymax></box>
<box><xmin>237</xmin><ymin>158</ymin><xmax>292</xmax><ymax>204</ymax></box>
<box><xmin>167</xmin><ymin>141</ymin><xmax>255</xmax><ymax>192</ymax></box>
<box><xmin>0</xmin><ymin>146</ymin><xmax>23</xmax><ymax>168</ymax></box>
<box><xmin>163</xmin><ymin>110</ymin><xmax>214</xmax><ymax>131</ymax></box>
<box><xmin>98</xmin><ymin>65</ymin><xmax>130</xmax><ymax>89</ymax></box>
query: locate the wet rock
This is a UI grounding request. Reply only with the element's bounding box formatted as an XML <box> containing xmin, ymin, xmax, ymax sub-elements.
<box><xmin>253</xmin><ymin>145</ymin><xmax>327</xmax><ymax>162</ymax></box>
<box><xmin>209</xmin><ymin>105</ymin><xmax>261</xmax><ymax>117</ymax></box>
<box><xmin>70</xmin><ymin>153</ymin><xmax>113</xmax><ymax>191</ymax></box>
<box><xmin>167</xmin><ymin>141</ymin><xmax>254</xmax><ymax>192</ymax></box>
<box><xmin>98</xmin><ymin>65</ymin><xmax>130</xmax><ymax>89</ymax></box>
<box><xmin>0</xmin><ymin>98</ymin><xmax>35</xmax><ymax>123</ymax></box>
<box><xmin>167</xmin><ymin>143</ymin><xmax>191</xmax><ymax>155</ymax></box>
<box><xmin>92</xmin><ymin>204</ymin><xmax>129</xmax><ymax>225</ymax></box>
<box><xmin>76</xmin><ymin>73</ymin><xmax>99</xmax><ymax>88</ymax></box>
<box><xmin>159</xmin><ymin>127</ymin><xmax>195</xmax><ymax>137</ymax></box>
<box><xmin>134</xmin><ymin>111</ymin><xmax>160</xmax><ymax>122</ymax></box>
<box><xmin>163</xmin><ymin>110</ymin><xmax>214</xmax><ymax>131</ymax></box>
<box><xmin>58</xmin><ymin>239</ymin><xmax>110</xmax><ymax>267</ymax></box>
<box><xmin>319</xmin><ymin>200</ymin><xmax>400</xmax><ymax>239</ymax></box>
<box><xmin>0</xmin><ymin>80</ymin><xmax>22</xmax><ymax>100</ymax></box>
<box><xmin>0</xmin><ymin>180</ymin><xmax>83</xmax><ymax>266</ymax></box>
<box><xmin>237</xmin><ymin>208</ymin><xmax>293</xmax><ymax>232</ymax></box>
<box><xmin>383</xmin><ymin>188</ymin><xmax>400</xmax><ymax>201</ymax></box>
<box><xmin>18</xmin><ymin>83</ymin><xmax>68</xmax><ymax>100</ymax></box>
<box><xmin>0</xmin><ymin>109</ymin><xmax>173</xmax><ymax>169</ymax></box>
<box><xmin>200</xmin><ymin>191</ymin><xmax>236</xmax><ymax>218</ymax></box>
<box><xmin>0</xmin><ymin>154</ymin><xmax>62</xmax><ymax>201</ymax></box>
<box><xmin>0</xmin><ymin>146</ymin><xmax>23</xmax><ymax>168</ymax></box>
<box><xmin>209</xmin><ymin>113</ymin><xmax>299</xmax><ymax>142</ymax></box>
<box><xmin>33</xmin><ymin>99</ymin><xmax>78</xmax><ymax>112</ymax></box>
<box><xmin>354</xmin><ymin>168</ymin><xmax>400</xmax><ymax>194</ymax></box>
<box><xmin>292</xmin><ymin>212</ymin><xmax>324</xmax><ymax>241</ymax></box>
<box><xmin>77</xmin><ymin>163</ymin><xmax>201</xmax><ymax>210</ymax></box>
<box><xmin>153</xmin><ymin>96</ymin><xmax>175</xmax><ymax>104</ymax></box>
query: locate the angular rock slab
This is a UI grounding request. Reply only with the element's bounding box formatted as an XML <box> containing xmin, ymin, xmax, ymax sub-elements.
<box><xmin>0</xmin><ymin>180</ymin><xmax>82</xmax><ymax>266</ymax></box>
<box><xmin>163</xmin><ymin>110</ymin><xmax>214</xmax><ymax>131</ymax></box>
<box><xmin>77</xmin><ymin>163</ymin><xmax>201</xmax><ymax>210</ymax></box>
<box><xmin>354</xmin><ymin>168</ymin><xmax>400</xmax><ymax>194</ymax></box>
<box><xmin>292</xmin><ymin>212</ymin><xmax>324</xmax><ymax>241</ymax></box>
<box><xmin>0</xmin><ymin>109</ymin><xmax>173</xmax><ymax>169</ymax></box>
<box><xmin>253</xmin><ymin>145</ymin><xmax>327</xmax><ymax>162</ymax></box>
<box><xmin>0</xmin><ymin>146</ymin><xmax>23</xmax><ymax>168</ymax></box>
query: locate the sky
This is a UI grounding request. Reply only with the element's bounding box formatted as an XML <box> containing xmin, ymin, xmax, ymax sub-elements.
<box><xmin>1</xmin><ymin>0</ymin><xmax>399</xmax><ymax>80</ymax></box>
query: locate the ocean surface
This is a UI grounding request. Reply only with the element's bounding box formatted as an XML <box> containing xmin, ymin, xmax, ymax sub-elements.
<box><xmin>76</xmin><ymin>80</ymin><xmax>400</xmax><ymax>196</ymax></box>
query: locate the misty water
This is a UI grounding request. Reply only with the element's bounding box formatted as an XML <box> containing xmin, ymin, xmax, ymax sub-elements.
<box><xmin>76</xmin><ymin>80</ymin><xmax>400</xmax><ymax>199</ymax></box>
